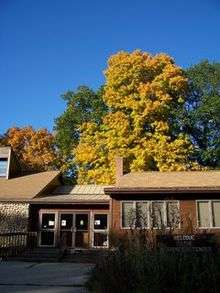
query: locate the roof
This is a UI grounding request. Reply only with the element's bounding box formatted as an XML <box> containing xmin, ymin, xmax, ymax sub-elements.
<box><xmin>105</xmin><ymin>171</ymin><xmax>220</xmax><ymax>194</ymax></box>
<box><xmin>32</xmin><ymin>185</ymin><xmax>111</xmax><ymax>204</ymax></box>
<box><xmin>0</xmin><ymin>171</ymin><xmax>60</xmax><ymax>200</ymax></box>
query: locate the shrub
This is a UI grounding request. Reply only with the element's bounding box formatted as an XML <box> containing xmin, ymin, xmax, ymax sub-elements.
<box><xmin>86</xmin><ymin>248</ymin><xmax>220</xmax><ymax>293</ymax></box>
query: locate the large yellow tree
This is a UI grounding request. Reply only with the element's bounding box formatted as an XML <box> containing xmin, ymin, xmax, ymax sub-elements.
<box><xmin>75</xmin><ymin>50</ymin><xmax>199</xmax><ymax>184</ymax></box>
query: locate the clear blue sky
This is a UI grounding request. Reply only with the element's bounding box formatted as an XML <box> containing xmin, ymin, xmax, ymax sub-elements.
<box><xmin>0</xmin><ymin>0</ymin><xmax>220</xmax><ymax>134</ymax></box>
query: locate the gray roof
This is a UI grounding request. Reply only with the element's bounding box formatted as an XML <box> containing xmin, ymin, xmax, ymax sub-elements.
<box><xmin>32</xmin><ymin>185</ymin><xmax>111</xmax><ymax>204</ymax></box>
<box><xmin>53</xmin><ymin>184</ymin><xmax>111</xmax><ymax>195</ymax></box>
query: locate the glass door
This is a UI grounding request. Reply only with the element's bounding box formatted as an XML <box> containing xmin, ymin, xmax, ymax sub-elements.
<box><xmin>40</xmin><ymin>213</ymin><xmax>56</xmax><ymax>246</ymax></box>
<box><xmin>59</xmin><ymin>212</ymin><xmax>89</xmax><ymax>248</ymax></box>
<box><xmin>75</xmin><ymin>213</ymin><xmax>89</xmax><ymax>248</ymax></box>
<box><xmin>59</xmin><ymin>213</ymin><xmax>74</xmax><ymax>248</ymax></box>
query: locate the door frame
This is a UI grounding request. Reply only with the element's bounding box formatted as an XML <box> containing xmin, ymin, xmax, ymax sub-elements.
<box><xmin>38</xmin><ymin>210</ymin><xmax>58</xmax><ymax>247</ymax></box>
<box><xmin>38</xmin><ymin>209</ymin><xmax>109</xmax><ymax>249</ymax></box>
<box><xmin>58</xmin><ymin>211</ymin><xmax>90</xmax><ymax>249</ymax></box>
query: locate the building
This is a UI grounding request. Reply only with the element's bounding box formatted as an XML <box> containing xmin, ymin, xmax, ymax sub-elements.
<box><xmin>0</xmin><ymin>147</ymin><xmax>220</xmax><ymax>249</ymax></box>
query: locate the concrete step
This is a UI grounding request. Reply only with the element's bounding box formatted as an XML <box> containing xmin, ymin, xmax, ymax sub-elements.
<box><xmin>7</xmin><ymin>248</ymin><xmax>108</xmax><ymax>263</ymax></box>
<box><xmin>62</xmin><ymin>249</ymin><xmax>108</xmax><ymax>263</ymax></box>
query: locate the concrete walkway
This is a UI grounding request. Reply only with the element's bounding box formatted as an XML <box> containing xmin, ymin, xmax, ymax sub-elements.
<box><xmin>0</xmin><ymin>261</ymin><xmax>93</xmax><ymax>292</ymax></box>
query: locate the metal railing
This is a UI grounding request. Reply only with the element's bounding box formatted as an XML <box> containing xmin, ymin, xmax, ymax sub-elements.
<box><xmin>0</xmin><ymin>232</ymin><xmax>38</xmax><ymax>258</ymax></box>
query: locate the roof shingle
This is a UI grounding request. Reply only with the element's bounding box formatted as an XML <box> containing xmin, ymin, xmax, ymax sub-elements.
<box><xmin>0</xmin><ymin>171</ymin><xmax>60</xmax><ymax>200</ymax></box>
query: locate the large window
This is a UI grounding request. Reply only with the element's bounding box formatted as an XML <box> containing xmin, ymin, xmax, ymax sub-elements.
<box><xmin>0</xmin><ymin>158</ymin><xmax>8</xmax><ymax>177</ymax></box>
<box><xmin>121</xmin><ymin>201</ymin><xmax>179</xmax><ymax>229</ymax></box>
<box><xmin>197</xmin><ymin>200</ymin><xmax>220</xmax><ymax>228</ymax></box>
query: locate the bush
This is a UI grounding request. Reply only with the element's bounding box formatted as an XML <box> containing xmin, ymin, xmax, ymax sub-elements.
<box><xmin>86</xmin><ymin>248</ymin><xmax>220</xmax><ymax>293</ymax></box>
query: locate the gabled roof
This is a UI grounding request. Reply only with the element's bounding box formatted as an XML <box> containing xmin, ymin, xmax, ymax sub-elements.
<box><xmin>105</xmin><ymin>171</ymin><xmax>220</xmax><ymax>194</ymax></box>
<box><xmin>0</xmin><ymin>171</ymin><xmax>60</xmax><ymax>200</ymax></box>
<box><xmin>32</xmin><ymin>185</ymin><xmax>111</xmax><ymax>204</ymax></box>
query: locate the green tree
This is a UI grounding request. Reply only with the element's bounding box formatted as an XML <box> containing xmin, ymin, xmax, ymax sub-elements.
<box><xmin>181</xmin><ymin>61</ymin><xmax>220</xmax><ymax>168</ymax></box>
<box><xmin>54</xmin><ymin>86</ymin><xmax>108</xmax><ymax>181</ymax></box>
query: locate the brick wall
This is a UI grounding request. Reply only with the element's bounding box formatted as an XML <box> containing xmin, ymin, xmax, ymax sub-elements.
<box><xmin>110</xmin><ymin>197</ymin><xmax>220</xmax><ymax>243</ymax></box>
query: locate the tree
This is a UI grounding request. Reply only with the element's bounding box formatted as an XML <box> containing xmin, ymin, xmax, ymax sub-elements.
<box><xmin>181</xmin><ymin>61</ymin><xmax>220</xmax><ymax>168</ymax></box>
<box><xmin>3</xmin><ymin>126</ymin><xmax>57</xmax><ymax>172</ymax></box>
<box><xmin>54</xmin><ymin>86</ymin><xmax>108</xmax><ymax>181</ymax></box>
<box><xmin>75</xmin><ymin>50</ymin><xmax>199</xmax><ymax>184</ymax></box>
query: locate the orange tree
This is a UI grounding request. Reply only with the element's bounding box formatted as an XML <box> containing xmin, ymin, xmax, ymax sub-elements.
<box><xmin>3</xmin><ymin>126</ymin><xmax>58</xmax><ymax>171</ymax></box>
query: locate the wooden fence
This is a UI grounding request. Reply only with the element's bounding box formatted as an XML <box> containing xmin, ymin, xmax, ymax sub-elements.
<box><xmin>0</xmin><ymin>232</ymin><xmax>38</xmax><ymax>258</ymax></box>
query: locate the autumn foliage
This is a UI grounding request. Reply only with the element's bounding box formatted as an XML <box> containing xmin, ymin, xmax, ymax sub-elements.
<box><xmin>75</xmin><ymin>50</ymin><xmax>200</xmax><ymax>184</ymax></box>
<box><xmin>4</xmin><ymin>127</ymin><xmax>57</xmax><ymax>171</ymax></box>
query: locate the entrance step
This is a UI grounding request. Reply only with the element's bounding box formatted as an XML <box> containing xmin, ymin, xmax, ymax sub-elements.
<box><xmin>7</xmin><ymin>247</ymin><xmax>108</xmax><ymax>263</ymax></box>
<box><xmin>7</xmin><ymin>248</ymin><xmax>63</xmax><ymax>262</ymax></box>
<box><xmin>62</xmin><ymin>249</ymin><xmax>108</xmax><ymax>263</ymax></box>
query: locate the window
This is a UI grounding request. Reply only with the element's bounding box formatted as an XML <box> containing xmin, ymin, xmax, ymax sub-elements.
<box><xmin>121</xmin><ymin>201</ymin><xmax>180</xmax><ymax>229</ymax></box>
<box><xmin>0</xmin><ymin>158</ymin><xmax>8</xmax><ymax>177</ymax></box>
<box><xmin>152</xmin><ymin>202</ymin><xmax>165</xmax><ymax>228</ymax></box>
<box><xmin>167</xmin><ymin>201</ymin><xmax>180</xmax><ymax>228</ymax></box>
<box><xmin>212</xmin><ymin>201</ymin><xmax>220</xmax><ymax>227</ymax></box>
<box><xmin>93</xmin><ymin>213</ymin><xmax>108</xmax><ymax>247</ymax></box>
<box><xmin>136</xmin><ymin>202</ymin><xmax>148</xmax><ymax>228</ymax></box>
<box><xmin>94</xmin><ymin>214</ymin><xmax>107</xmax><ymax>230</ymax></box>
<box><xmin>197</xmin><ymin>200</ymin><xmax>220</xmax><ymax>228</ymax></box>
<box><xmin>197</xmin><ymin>201</ymin><xmax>210</xmax><ymax>227</ymax></box>
<box><xmin>42</xmin><ymin>213</ymin><xmax>55</xmax><ymax>229</ymax></box>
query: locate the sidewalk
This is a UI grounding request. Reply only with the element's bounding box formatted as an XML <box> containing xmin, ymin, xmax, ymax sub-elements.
<box><xmin>0</xmin><ymin>261</ymin><xmax>93</xmax><ymax>292</ymax></box>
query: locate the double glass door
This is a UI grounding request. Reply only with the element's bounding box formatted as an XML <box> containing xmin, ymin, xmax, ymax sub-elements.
<box><xmin>60</xmin><ymin>213</ymin><xmax>89</xmax><ymax>248</ymax></box>
<box><xmin>40</xmin><ymin>212</ymin><xmax>89</xmax><ymax>248</ymax></box>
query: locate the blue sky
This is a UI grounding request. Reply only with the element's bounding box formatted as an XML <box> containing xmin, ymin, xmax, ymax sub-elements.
<box><xmin>0</xmin><ymin>0</ymin><xmax>220</xmax><ymax>134</ymax></box>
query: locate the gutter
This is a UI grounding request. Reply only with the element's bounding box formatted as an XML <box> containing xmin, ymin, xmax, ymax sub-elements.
<box><xmin>104</xmin><ymin>187</ymin><xmax>220</xmax><ymax>195</ymax></box>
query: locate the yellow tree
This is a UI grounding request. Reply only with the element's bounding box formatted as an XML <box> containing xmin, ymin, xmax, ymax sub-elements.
<box><xmin>75</xmin><ymin>50</ymin><xmax>199</xmax><ymax>184</ymax></box>
<box><xmin>4</xmin><ymin>127</ymin><xmax>57</xmax><ymax>171</ymax></box>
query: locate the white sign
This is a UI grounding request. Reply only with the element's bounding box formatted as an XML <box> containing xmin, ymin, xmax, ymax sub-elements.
<box><xmin>48</xmin><ymin>220</ymin><xmax>54</xmax><ymax>226</ymax></box>
<box><xmin>95</xmin><ymin>220</ymin><xmax>101</xmax><ymax>225</ymax></box>
<box><xmin>61</xmin><ymin>220</ymin><xmax>66</xmax><ymax>227</ymax></box>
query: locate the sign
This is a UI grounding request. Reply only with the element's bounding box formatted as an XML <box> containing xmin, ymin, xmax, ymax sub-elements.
<box><xmin>48</xmin><ymin>220</ymin><xmax>54</xmax><ymax>227</ymax></box>
<box><xmin>95</xmin><ymin>220</ymin><xmax>101</xmax><ymax>226</ymax></box>
<box><xmin>61</xmin><ymin>220</ymin><xmax>66</xmax><ymax>227</ymax></box>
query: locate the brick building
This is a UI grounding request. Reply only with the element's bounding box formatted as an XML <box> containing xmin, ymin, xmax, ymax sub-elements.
<box><xmin>0</xmin><ymin>147</ymin><xmax>220</xmax><ymax>249</ymax></box>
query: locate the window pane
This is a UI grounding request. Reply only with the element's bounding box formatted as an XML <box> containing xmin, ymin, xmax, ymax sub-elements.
<box><xmin>198</xmin><ymin>202</ymin><xmax>210</xmax><ymax>227</ymax></box>
<box><xmin>41</xmin><ymin>231</ymin><xmax>54</xmax><ymax>246</ymax></box>
<box><xmin>60</xmin><ymin>214</ymin><xmax>73</xmax><ymax>230</ymax></box>
<box><xmin>75</xmin><ymin>231</ymin><xmax>89</xmax><ymax>248</ymax></box>
<box><xmin>213</xmin><ymin>202</ymin><xmax>220</xmax><ymax>227</ymax></box>
<box><xmin>0</xmin><ymin>159</ymin><xmax>7</xmax><ymax>177</ymax></box>
<box><xmin>152</xmin><ymin>202</ymin><xmax>165</xmax><ymax>228</ymax></box>
<box><xmin>75</xmin><ymin>214</ymin><xmax>88</xmax><ymax>230</ymax></box>
<box><xmin>42</xmin><ymin>214</ymin><xmax>55</xmax><ymax>229</ymax></box>
<box><xmin>94</xmin><ymin>214</ymin><xmax>107</xmax><ymax>230</ymax></box>
<box><xmin>122</xmin><ymin>202</ymin><xmax>134</xmax><ymax>227</ymax></box>
<box><xmin>167</xmin><ymin>202</ymin><xmax>180</xmax><ymax>228</ymax></box>
<box><xmin>136</xmin><ymin>202</ymin><xmax>148</xmax><ymax>228</ymax></box>
<box><xmin>94</xmin><ymin>232</ymin><xmax>108</xmax><ymax>247</ymax></box>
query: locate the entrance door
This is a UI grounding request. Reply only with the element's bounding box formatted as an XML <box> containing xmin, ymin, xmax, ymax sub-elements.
<box><xmin>59</xmin><ymin>212</ymin><xmax>89</xmax><ymax>248</ymax></box>
<box><xmin>60</xmin><ymin>213</ymin><xmax>74</xmax><ymax>247</ymax></box>
<box><xmin>75</xmin><ymin>213</ymin><xmax>89</xmax><ymax>248</ymax></box>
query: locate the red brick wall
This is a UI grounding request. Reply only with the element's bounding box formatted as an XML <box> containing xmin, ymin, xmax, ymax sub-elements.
<box><xmin>111</xmin><ymin>198</ymin><xmax>121</xmax><ymax>230</ymax></box>
<box><xmin>110</xmin><ymin>197</ymin><xmax>220</xmax><ymax>245</ymax></box>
